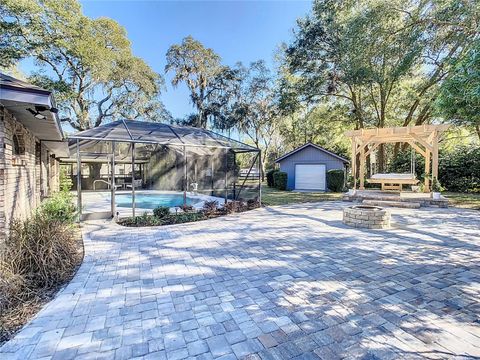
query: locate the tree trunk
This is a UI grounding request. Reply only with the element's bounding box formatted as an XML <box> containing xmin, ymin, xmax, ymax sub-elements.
<box><xmin>88</xmin><ymin>163</ymin><xmax>103</xmax><ymax>189</ymax></box>
<box><xmin>377</xmin><ymin>86</ymin><xmax>386</xmax><ymax>173</ymax></box>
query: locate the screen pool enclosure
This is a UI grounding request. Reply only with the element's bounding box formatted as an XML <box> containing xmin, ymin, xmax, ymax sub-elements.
<box><xmin>61</xmin><ymin>120</ymin><xmax>261</xmax><ymax>219</ymax></box>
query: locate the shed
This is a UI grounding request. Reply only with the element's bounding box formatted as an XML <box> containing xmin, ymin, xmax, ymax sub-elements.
<box><xmin>275</xmin><ymin>143</ymin><xmax>348</xmax><ymax>191</ymax></box>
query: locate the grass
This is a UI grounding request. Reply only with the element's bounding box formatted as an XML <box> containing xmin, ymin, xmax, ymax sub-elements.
<box><xmin>260</xmin><ymin>184</ymin><xmax>480</xmax><ymax>210</ymax></box>
<box><xmin>260</xmin><ymin>184</ymin><xmax>342</xmax><ymax>206</ymax></box>
<box><xmin>444</xmin><ymin>192</ymin><xmax>480</xmax><ymax>210</ymax></box>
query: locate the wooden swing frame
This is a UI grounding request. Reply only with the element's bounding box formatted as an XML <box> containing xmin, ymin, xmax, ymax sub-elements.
<box><xmin>345</xmin><ymin>124</ymin><xmax>449</xmax><ymax>193</ymax></box>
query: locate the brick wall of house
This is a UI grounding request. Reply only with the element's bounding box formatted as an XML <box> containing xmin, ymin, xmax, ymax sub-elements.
<box><xmin>0</xmin><ymin>107</ymin><xmax>59</xmax><ymax>241</ymax></box>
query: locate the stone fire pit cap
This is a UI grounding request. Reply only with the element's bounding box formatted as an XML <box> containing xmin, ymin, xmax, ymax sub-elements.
<box><xmin>349</xmin><ymin>205</ymin><xmax>385</xmax><ymax>211</ymax></box>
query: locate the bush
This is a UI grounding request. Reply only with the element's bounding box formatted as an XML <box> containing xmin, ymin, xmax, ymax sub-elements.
<box><xmin>153</xmin><ymin>206</ymin><xmax>170</xmax><ymax>219</ymax></box>
<box><xmin>0</xmin><ymin>190</ymin><xmax>80</xmax><ymax>343</ymax></box>
<box><xmin>0</xmin><ymin>263</ymin><xmax>25</xmax><ymax>314</ymax></box>
<box><xmin>431</xmin><ymin>178</ymin><xmax>444</xmax><ymax>192</ymax></box>
<box><xmin>181</xmin><ymin>205</ymin><xmax>194</xmax><ymax>213</ymax></box>
<box><xmin>3</xmin><ymin>214</ymin><xmax>79</xmax><ymax>289</ymax></box>
<box><xmin>118</xmin><ymin>211</ymin><xmax>207</xmax><ymax>227</ymax></box>
<box><xmin>247</xmin><ymin>198</ymin><xmax>260</xmax><ymax>210</ymax></box>
<box><xmin>118</xmin><ymin>213</ymin><xmax>162</xmax><ymax>227</ymax></box>
<box><xmin>266</xmin><ymin>169</ymin><xmax>278</xmax><ymax>187</ymax></box>
<box><xmin>273</xmin><ymin>171</ymin><xmax>288</xmax><ymax>190</ymax></box>
<box><xmin>438</xmin><ymin>146</ymin><xmax>480</xmax><ymax>193</ymax></box>
<box><xmin>224</xmin><ymin>200</ymin><xmax>247</xmax><ymax>214</ymax></box>
<box><xmin>40</xmin><ymin>191</ymin><xmax>77</xmax><ymax>224</ymax></box>
<box><xmin>389</xmin><ymin>145</ymin><xmax>480</xmax><ymax>193</ymax></box>
<box><xmin>326</xmin><ymin>169</ymin><xmax>345</xmax><ymax>192</ymax></box>
<box><xmin>59</xmin><ymin>166</ymin><xmax>73</xmax><ymax>192</ymax></box>
<box><xmin>202</xmin><ymin>200</ymin><xmax>218</xmax><ymax>216</ymax></box>
<box><xmin>169</xmin><ymin>212</ymin><xmax>206</xmax><ymax>224</ymax></box>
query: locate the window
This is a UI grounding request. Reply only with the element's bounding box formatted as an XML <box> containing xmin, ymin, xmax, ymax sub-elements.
<box><xmin>13</xmin><ymin>132</ymin><xmax>25</xmax><ymax>156</ymax></box>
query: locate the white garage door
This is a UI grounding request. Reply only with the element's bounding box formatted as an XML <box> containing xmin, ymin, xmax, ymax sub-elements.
<box><xmin>295</xmin><ymin>164</ymin><xmax>326</xmax><ymax>191</ymax></box>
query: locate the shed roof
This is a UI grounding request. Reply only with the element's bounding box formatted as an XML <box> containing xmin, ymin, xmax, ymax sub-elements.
<box><xmin>275</xmin><ymin>142</ymin><xmax>349</xmax><ymax>163</ymax></box>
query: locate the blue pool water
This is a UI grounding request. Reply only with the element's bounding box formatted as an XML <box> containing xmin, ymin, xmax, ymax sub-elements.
<box><xmin>116</xmin><ymin>193</ymin><xmax>201</xmax><ymax>209</ymax></box>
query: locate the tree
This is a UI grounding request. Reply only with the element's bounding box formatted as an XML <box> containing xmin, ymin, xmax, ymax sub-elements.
<box><xmin>279</xmin><ymin>103</ymin><xmax>351</xmax><ymax>157</ymax></box>
<box><xmin>165</xmin><ymin>36</ymin><xmax>223</xmax><ymax>128</ymax></box>
<box><xmin>437</xmin><ymin>40</ymin><xmax>480</xmax><ymax>141</ymax></box>
<box><xmin>1</xmin><ymin>0</ymin><xmax>169</xmax><ymax>130</ymax></box>
<box><xmin>231</xmin><ymin>61</ymin><xmax>279</xmax><ymax>178</ymax></box>
<box><xmin>284</xmin><ymin>0</ymin><xmax>479</xmax><ymax>170</ymax></box>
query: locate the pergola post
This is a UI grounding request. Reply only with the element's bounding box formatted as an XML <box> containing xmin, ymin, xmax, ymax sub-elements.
<box><xmin>432</xmin><ymin>130</ymin><xmax>439</xmax><ymax>181</ymax></box>
<box><xmin>351</xmin><ymin>139</ymin><xmax>357</xmax><ymax>189</ymax></box>
<box><xmin>359</xmin><ymin>145</ymin><xmax>365</xmax><ymax>190</ymax></box>
<box><xmin>111</xmin><ymin>141</ymin><xmax>116</xmax><ymax>217</ymax></box>
<box><xmin>424</xmin><ymin>149</ymin><xmax>431</xmax><ymax>193</ymax></box>
<box><xmin>183</xmin><ymin>146</ymin><xmax>187</xmax><ymax>208</ymax></box>
<box><xmin>76</xmin><ymin>139</ymin><xmax>82</xmax><ymax>221</ymax></box>
<box><xmin>131</xmin><ymin>142</ymin><xmax>136</xmax><ymax>217</ymax></box>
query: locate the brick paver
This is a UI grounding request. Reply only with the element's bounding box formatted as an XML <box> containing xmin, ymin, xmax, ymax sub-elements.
<box><xmin>1</xmin><ymin>202</ymin><xmax>479</xmax><ymax>359</ymax></box>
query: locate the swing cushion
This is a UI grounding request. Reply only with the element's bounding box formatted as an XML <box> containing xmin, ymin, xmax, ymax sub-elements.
<box><xmin>370</xmin><ymin>173</ymin><xmax>416</xmax><ymax>180</ymax></box>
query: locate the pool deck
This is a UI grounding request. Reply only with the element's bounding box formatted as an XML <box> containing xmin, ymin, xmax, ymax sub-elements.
<box><xmin>78</xmin><ymin>190</ymin><xmax>225</xmax><ymax>218</ymax></box>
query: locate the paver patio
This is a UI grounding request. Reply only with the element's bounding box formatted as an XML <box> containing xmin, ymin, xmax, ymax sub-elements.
<box><xmin>1</xmin><ymin>202</ymin><xmax>479</xmax><ymax>359</ymax></box>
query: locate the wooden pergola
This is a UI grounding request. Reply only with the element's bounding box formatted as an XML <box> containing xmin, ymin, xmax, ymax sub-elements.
<box><xmin>345</xmin><ymin>124</ymin><xmax>449</xmax><ymax>192</ymax></box>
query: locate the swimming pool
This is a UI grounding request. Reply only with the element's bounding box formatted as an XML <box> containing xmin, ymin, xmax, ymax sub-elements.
<box><xmin>116</xmin><ymin>193</ymin><xmax>202</xmax><ymax>209</ymax></box>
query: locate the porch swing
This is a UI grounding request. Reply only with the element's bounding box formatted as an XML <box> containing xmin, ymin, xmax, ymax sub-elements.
<box><xmin>368</xmin><ymin>146</ymin><xmax>419</xmax><ymax>192</ymax></box>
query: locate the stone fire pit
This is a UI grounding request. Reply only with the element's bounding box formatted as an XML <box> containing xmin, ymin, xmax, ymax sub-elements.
<box><xmin>343</xmin><ymin>205</ymin><xmax>391</xmax><ymax>229</ymax></box>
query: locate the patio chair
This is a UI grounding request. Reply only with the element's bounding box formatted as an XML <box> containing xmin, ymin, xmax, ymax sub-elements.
<box><xmin>125</xmin><ymin>179</ymin><xmax>142</xmax><ymax>189</ymax></box>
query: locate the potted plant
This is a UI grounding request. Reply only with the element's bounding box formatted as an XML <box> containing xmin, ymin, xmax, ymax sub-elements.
<box><xmin>431</xmin><ymin>177</ymin><xmax>443</xmax><ymax>199</ymax></box>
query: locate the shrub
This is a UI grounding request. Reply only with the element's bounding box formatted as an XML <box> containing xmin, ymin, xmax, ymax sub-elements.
<box><xmin>247</xmin><ymin>198</ymin><xmax>260</xmax><ymax>210</ymax></box>
<box><xmin>118</xmin><ymin>214</ymin><xmax>162</xmax><ymax>227</ymax></box>
<box><xmin>0</xmin><ymin>263</ymin><xmax>25</xmax><ymax>314</ymax></box>
<box><xmin>438</xmin><ymin>146</ymin><xmax>480</xmax><ymax>193</ymax></box>
<box><xmin>2</xmin><ymin>213</ymin><xmax>79</xmax><ymax>290</ymax></box>
<box><xmin>388</xmin><ymin>145</ymin><xmax>480</xmax><ymax>193</ymax></box>
<box><xmin>266</xmin><ymin>169</ymin><xmax>278</xmax><ymax>187</ymax></box>
<box><xmin>40</xmin><ymin>191</ymin><xmax>77</xmax><ymax>224</ymax></box>
<box><xmin>169</xmin><ymin>212</ymin><xmax>206</xmax><ymax>224</ymax></box>
<box><xmin>0</xmin><ymin>190</ymin><xmax>80</xmax><ymax>342</ymax></box>
<box><xmin>181</xmin><ymin>205</ymin><xmax>194</xmax><ymax>213</ymax></box>
<box><xmin>118</xmin><ymin>211</ymin><xmax>207</xmax><ymax>227</ymax></box>
<box><xmin>153</xmin><ymin>206</ymin><xmax>170</xmax><ymax>219</ymax></box>
<box><xmin>224</xmin><ymin>201</ymin><xmax>236</xmax><ymax>214</ymax></box>
<box><xmin>431</xmin><ymin>178</ymin><xmax>444</xmax><ymax>192</ymax></box>
<box><xmin>59</xmin><ymin>166</ymin><xmax>73</xmax><ymax>192</ymax></box>
<box><xmin>224</xmin><ymin>200</ymin><xmax>247</xmax><ymax>214</ymax></box>
<box><xmin>202</xmin><ymin>200</ymin><xmax>218</xmax><ymax>216</ymax></box>
<box><xmin>327</xmin><ymin>169</ymin><xmax>345</xmax><ymax>192</ymax></box>
<box><xmin>273</xmin><ymin>171</ymin><xmax>288</xmax><ymax>190</ymax></box>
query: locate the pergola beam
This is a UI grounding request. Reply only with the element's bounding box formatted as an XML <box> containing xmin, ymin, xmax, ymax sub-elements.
<box><xmin>406</xmin><ymin>141</ymin><xmax>426</xmax><ymax>158</ymax></box>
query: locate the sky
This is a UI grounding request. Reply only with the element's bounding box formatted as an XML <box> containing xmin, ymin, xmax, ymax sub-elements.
<box><xmin>76</xmin><ymin>0</ymin><xmax>312</xmax><ymax>119</ymax></box>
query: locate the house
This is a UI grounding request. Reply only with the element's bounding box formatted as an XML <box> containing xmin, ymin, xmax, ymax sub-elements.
<box><xmin>0</xmin><ymin>73</ymin><xmax>68</xmax><ymax>240</ymax></box>
<box><xmin>275</xmin><ymin>142</ymin><xmax>349</xmax><ymax>191</ymax></box>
